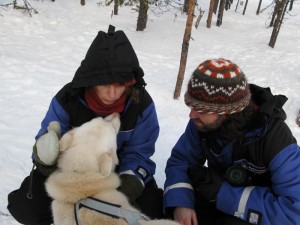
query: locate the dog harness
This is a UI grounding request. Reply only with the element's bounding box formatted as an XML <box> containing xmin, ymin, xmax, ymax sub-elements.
<box><xmin>74</xmin><ymin>197</ymin><xmax>150</xmax><ymax>225</ymax></box>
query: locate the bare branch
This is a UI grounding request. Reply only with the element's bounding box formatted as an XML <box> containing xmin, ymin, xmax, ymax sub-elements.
<box><xmin>13</xmin><ymin>0</ymin><xmax>38</xmax><ymax>17</ymax></box>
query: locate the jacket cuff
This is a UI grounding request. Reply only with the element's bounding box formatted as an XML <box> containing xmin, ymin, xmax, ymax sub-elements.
<box><xmin>163</xmin><ymin>184</ymin><xmax>194</xmax><ymax>212</ymax></box>
<box><xmin>217</xmin><ymin>181</ymin><xmax>245</xmax><ymax>216</ymax></box>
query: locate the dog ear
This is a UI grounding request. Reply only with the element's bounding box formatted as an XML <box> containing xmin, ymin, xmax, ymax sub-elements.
<box><xmin>98</xmin><ymin>153</ymin><xmax>113</xmax><ymax>177</ymax></box>
<box><xmin>59</xmin><ymin>130</ymin><xmax>74</xmax><ymax>152</ymax></box>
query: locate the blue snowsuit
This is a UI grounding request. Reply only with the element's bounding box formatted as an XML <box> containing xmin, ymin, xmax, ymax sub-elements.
<box><xmin>164</xmin><ymin>84</ymin><xmax>300</xmax><ymax>225</ymax></box>
<box><xmin>35</xmin><ymin>83</ymin><xmax>159</xmax><ymax>185</ymax></box>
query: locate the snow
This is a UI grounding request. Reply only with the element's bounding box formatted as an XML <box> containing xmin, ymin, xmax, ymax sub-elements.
<box><xmin>0</xmin><ymin>0</ymin><xmax>299</xmax><ymax>223</ymax></box>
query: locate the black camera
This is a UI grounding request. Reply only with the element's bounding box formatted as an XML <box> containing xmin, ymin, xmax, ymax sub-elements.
<box><xmin>226</xmin><ymin>165</ymin><xmax>252</xmax><ymax>186</ymax></box>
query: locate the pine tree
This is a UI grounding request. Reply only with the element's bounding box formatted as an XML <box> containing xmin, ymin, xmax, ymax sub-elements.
<box><xmin>174</xmin><ymin>0</ymin><xmax>195</xmax><ymax>99</ymax></box>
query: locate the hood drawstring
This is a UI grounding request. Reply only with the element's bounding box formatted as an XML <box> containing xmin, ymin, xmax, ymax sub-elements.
<box><xmin>26</xmin><ymin>163</ymin><xmax>36</xmax><ymax>199</ymax></box>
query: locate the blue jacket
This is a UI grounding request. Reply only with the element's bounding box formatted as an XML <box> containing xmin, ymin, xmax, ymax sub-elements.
<box><xmin>164</xmin><ymin>85</ymin><xmax>300</xmax><ymax>225</ymax></box>
<box><xmin>35</xmin><ymin>83</ymin><xmax>159</xmax><ymax>185</ymax></box>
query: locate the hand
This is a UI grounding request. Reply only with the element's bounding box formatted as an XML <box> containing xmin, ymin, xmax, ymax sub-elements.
<box><xmin>117</xmin><ymin>174</ymin><xmax>144</xmax><ymax>206</ymax></box>
<box><xmin>188</xmin><ymin>166</ymin><xmax>224</xmax><ymax>203</ymax></box>
<box><xmin>33</xmin><ymin>121</ymin><xmax>61</xmax><ymax>166</ymax></box>
<box><xmin>174</xmin><ymin>207</ymin><xmax>198</xmax><ymax>225</ymax></box>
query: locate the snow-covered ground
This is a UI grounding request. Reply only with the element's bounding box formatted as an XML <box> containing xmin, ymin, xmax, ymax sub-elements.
<box><xmin>0</xmin><ymin>0</ymin><xmax>299</xmax><ymax>223</ymax></box>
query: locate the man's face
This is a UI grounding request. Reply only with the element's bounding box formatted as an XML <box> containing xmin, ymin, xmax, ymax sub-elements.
<box><xmin>189</xmin><ymin>108</ymin><xmax>226</xmax><ymax>132</ymax></box>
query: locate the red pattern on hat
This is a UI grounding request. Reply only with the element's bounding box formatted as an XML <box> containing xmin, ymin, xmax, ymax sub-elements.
<box><xmin>185</xmin><ymin>58</ymin><xmax>251</xmax><ymax>114</ymax></box>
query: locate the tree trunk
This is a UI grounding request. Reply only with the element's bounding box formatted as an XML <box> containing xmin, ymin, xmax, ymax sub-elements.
<box><xmin>207</xmin><ymin>0</ymin><xmax>215</xmax><ymax>28</ymax></box>
<box><xmin>114</xmin><ymin>0</ymin><xmax>118</xmax><ymax>15</ymax></box>
<box><xmin>216</xmin><ymin>0</ymin><xmax>225</xmax><ymax>27</ymax></box>
<box><xmin>183</xmin><ymin>0</ymin><xmax>189</xmax><ymax>13</ymax></box>
<box><xmin>136</xmin><ymin>0</ymin><xmax>148</xmax><ymax>31</ymax></box>
<box><xmin>289</xmin><ymin>0</ymin><xmax>294</xmax><ymax>11</ymax></box>
<box><xmin>225</xmin><ymin>0</ymin><xmax>232</xmax><ymax>10</ymax></box>
<box><xmin>242</xmin><ymin>0</ymin><xmax>248</xmax><ymax>15</ymax></box>
<box><xmin>195</xmin><ymin>9</ymin><xmax>205</xmax><ymax>29</ymax></box>
<box><xmin>269</xmin><ymin>0</ymin><xmax>289</xmax><ymax>48</ymax></box>
<box><xmin>173</xmin><ymin>0</ymin><xmax>195</xmax><ymax>99</ymax></box>
<box><xmin>235</xmin><ymin>0</ymin><xmax>240</xmax><ymax>12</ymax></box>
<box><xmin>256</xmin><ymin>0</ymin><xmax>263</xmax><ymax>15</ymax></box>
<box><xmin>213</xmin><ymin>0</ymin><xmax>219</xmax><ymax>14</ymax></box>
<box><xmin>270</xmin><ymin>1</ymin><xmax>280</xmax><ymax>27</ymax></box>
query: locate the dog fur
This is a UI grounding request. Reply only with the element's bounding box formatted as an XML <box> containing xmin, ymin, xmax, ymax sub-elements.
<box><xmin>45</xmin><ymin>113</ymin><xmax>180</xmax><ymax>225</ymax></box>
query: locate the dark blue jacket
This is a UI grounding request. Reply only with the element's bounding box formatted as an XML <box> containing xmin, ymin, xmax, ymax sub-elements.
<box><xmin>164</xmin><ymin>85</ymin><xmax>300</xmax><ymax>225</ymax></box>
<box><xmin>35</xmin><ymin>83</ymin><xmax>159</xmax><ymax>185</ymax></box>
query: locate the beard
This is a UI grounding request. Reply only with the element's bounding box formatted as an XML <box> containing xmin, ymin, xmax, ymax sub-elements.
<box><xmin>193</xmin><ymin>115</ymin><xmax>227</xmax><ymax>132</ymax></box>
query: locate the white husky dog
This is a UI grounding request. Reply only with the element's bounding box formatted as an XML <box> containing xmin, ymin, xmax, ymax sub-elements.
<box><xmin>45</xmin><ymin>113</ymin><xmax>179</xmax><ymax>225</ymax></box>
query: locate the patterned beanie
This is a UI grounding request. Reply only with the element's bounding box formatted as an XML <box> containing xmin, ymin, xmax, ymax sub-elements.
<box><xmin>184</xmin><ymin>58</ymin><xmax>251</xmax><ymax>114</ymax></box>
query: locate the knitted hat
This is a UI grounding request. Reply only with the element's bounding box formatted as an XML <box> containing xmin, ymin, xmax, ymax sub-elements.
<box><xmin>184</xmin><ymin>58</ymin><xmax>251</xmax><ymax>114</ymax></box>
<box><xmin>72</xmin><ymin>25</ymin><xmax>145</xmax><ymax>89</ymax></box>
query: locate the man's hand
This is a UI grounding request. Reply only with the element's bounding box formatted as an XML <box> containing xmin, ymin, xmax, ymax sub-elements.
<box><xmin>188</xmin><ymin>166</ymin><xmax>224</xmax><ymax>203</ymax></box>
<box><xmin>174</xmin><ymin>207</ymin><xmax>198</xmax><ymax>225</ymax></box>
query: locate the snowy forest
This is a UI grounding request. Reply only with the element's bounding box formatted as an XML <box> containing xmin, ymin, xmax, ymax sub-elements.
<box><xmin>0</xmin><ymin>0</ymin><xmax>300</xmax><ymax>224</ymax></box>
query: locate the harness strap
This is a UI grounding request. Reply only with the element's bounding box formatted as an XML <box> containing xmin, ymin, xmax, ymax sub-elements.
<box><xmin>74</xmin><ymin>197</ymin><xmax>149</xmax><ymax>225</ymax></box>
<box><xmin>26</xmin><ymin>163</ymin><xmax>36</xmax><ymax>199</ymax></box>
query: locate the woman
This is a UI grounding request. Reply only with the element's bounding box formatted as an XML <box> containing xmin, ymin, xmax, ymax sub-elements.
<box><xmin>7</xmin><ymin>25</ymin><xmax>163</xmax><ymax>225</ymax></box>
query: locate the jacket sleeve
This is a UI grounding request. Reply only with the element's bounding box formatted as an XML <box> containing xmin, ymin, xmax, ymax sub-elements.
<box><xmin>35</xmin><ymin>96</ymin><xmax>70</xmax><ymax>140</ymax></box>
<box><xmin>116</xmin><ymin>102</ymin><xmax>159</xmax><ymax>185</ymax></box>
<box><xmin>32</xmin><ymin>95</ymin><xmax>70</xmax><ymax>163</ymax></box>
<box><xmin>217</xmin><ymin>121</ymin><xmax>300</xmax><ymax>225</ymax></box>
<box><xmin>163</xmin><ymin>120</ymin><xmax>205</xmax><ymax>211</ymax></box>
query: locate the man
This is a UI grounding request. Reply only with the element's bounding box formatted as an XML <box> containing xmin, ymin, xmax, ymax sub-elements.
<box><xmin>164</xmin><ymin>58</ymin><xmax>300</xmax><ymax>225</ymax></box>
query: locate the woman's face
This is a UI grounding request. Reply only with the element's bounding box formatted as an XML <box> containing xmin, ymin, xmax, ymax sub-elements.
<box><xmin>95</xmin><ymin>84</ymin><xmax>126</xmax><ymax>105</ymax></box>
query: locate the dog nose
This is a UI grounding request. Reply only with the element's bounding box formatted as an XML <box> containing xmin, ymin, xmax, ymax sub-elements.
<box><xmin>111</xmin><ymin>113</ymin><xmax>120</xmax><ymax>118</ymax></box>
<box><xmin>106</xmin><ymin>113</ymin><xmax>120</xmax><ymax>120</ymax></box>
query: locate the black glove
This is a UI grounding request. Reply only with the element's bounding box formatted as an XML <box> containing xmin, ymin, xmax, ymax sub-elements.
<box><xmin>117</xmin><ymin>174</ymin><xmax>144</xmax><ymax>206</ymax></box>
<box><xmin>188</xmin><ymin>165</ymin><xmax>224</xmax><ymax>203</ymax></box>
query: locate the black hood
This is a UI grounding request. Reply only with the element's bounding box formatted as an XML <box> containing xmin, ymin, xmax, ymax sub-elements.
<box><xmin>249</xmin><ymin>84</ymin><xmax>288</xmax><ymax>120</ymax></box>
<box><xmin>72</xmin><ymin>25</ymin><xmax>144</xmax><ymax>89</ymax></box>
<box><xmin>215</xmin><ymin>84</ymin><xmax>288</xmax><ymax>143</ymax></box>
